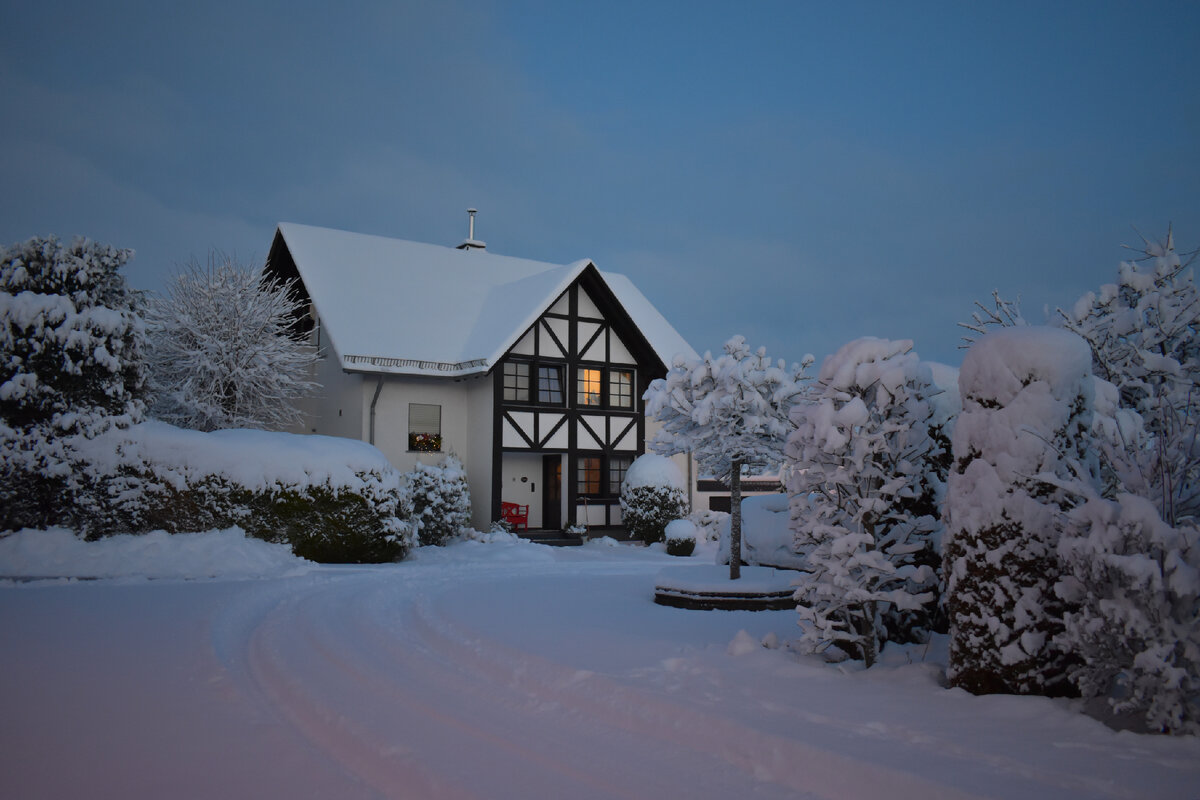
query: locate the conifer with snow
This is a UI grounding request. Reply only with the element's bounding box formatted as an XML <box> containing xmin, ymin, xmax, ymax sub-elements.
<box><xmin>1</xmin><ymin>236</ymin><xmax>145</xmax><ymax>530</ymax></box>
<box><xmin>943</xmin><ymin>326</ymin><xmax>1097</xmax><ymax>695</ymax></box>
<box><xmin>143</xmin><ymin>254</ymin><xmax>318</xmax><ymax>432</ymax></box>
<box><xmin>407</xmin><ymin>454</ymin><xmax>472</xmax><ymax>546</ymax></box>
<box><xmin>786</xmin><ymin>338</ymin><xmax>944</xmax><ymax>666</ymax></box>
<box><xmin>645</xmin><ymin>336</ymin><xmax>810</xmax><ymax>579</ymax></box>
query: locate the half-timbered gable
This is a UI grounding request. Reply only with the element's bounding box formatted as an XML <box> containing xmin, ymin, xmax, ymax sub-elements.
<box><xmin>267</xmin><ymin>222</ymin><xmax>695</xmax><ymax>533</ymax></box>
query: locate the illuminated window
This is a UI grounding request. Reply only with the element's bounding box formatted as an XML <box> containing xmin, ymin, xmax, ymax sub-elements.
<box><xmin>408</xmin><ymin>403</ymin><xmax>442</xmax><ymax>452</ymax></box>
<box><xmin>503</xmin><ymin>361</ymin><xmax>530</xmax><ymax>402</ymax></box>
<box><xmin>609</xmin><ymin>369</ymin><xmax>633</xmax><ymax>408</ymax></box>
<box><xmin>538</xmin><ymin>365</ymin><xmax>564</xmax><ymax>404</ymax></box>
<box><xmin>577</xmin><ymin>456</ymin><xmax>602</xmax><ymax>495</ymax></box>
<box><xmin>577</xmin><ymin>367</ymin><xmax>602</xmax><ymax>406</ymax></box>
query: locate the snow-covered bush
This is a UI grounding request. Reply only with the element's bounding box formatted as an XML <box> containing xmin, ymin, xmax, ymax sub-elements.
<box><xmin>646</xmin><ymin>336</ymin><xmax>810</xmax><ymax>577</ymax></box>
<box><xmin>1</xmin><ymin>236</ymin><xmax>146</xmax><ymax>531</ymax></box>
<box><xmin>407</xmin><ymin>455</ymin><xmax>472</xmax><ymax>546</ymax></box>
<box><xmin>143</xmin><ymin>254</ymin><xmax>317</xmax><ymax>432</ymax></box>
<box><xmin>943</xmin><ymin>327</ymin><xmax>1097</xmax><ymax>695</ymax></box>
<box><xmin>688</xmin><ymin>508</ymin><xmax>728</xmax><ymax>544</ymax></box>
<box><xmin>620</xmin><ymin>453</ymin><xmax>688</xmax><ymax>544</ymax></box>
<box><xmin>1057</xmin><ymin>229</ymin><xmax>1199</xmax><ymax>527</ymax></box>
<box><xmin>1056</xmin><ymin>494</ymin><xmax>1200</xmax><ymax>734</ymax></box>
<box><xmin>715</xmin><ymin>493</ymin><xmax>804</xmax><ymax>570</ymax></box>
<box><xmin>664</xmin><ymin>518</ymin><xmax>697</xmax><ymax>556</ymax></box>
<box><xmin>787</xmin><ymin>338</ymin><xmax>945</xmax><ymax>667</ymax></box>
<box><xmin>62</xmin><ymin>422</ymin><xmax>415</xmax><ymax>562</ymax></box>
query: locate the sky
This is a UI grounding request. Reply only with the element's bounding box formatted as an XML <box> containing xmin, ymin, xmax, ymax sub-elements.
<box><xmin>1</xmin><ymin>0</ymin><xmax>1197</xmax><ymax>367</ymax></box>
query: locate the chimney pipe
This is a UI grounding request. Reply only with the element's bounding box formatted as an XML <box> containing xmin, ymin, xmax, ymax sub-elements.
<box><xmin>456</xmin><ymin>208</ymin><xmax>486</xmax><ymax>251</ymax></box>
<box><xmin>468</xmin><ymin>208</ymin><xmax>477</xmax><ymax>241</ymax></box>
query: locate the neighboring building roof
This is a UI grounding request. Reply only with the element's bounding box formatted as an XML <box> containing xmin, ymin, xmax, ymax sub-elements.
<box><xmin>273</xmin><ymin>222</ymin><xmax>696</xmax><ymax>377</ymax></box>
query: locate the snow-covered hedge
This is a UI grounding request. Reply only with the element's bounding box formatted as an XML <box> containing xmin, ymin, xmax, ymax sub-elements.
<box><xmin>943</xmin><ymin>327</ymin><xmax>1096</xmax><ymax>695</ymax></box>
<box><xmin>620</xmin><ymin>454</ymin><xmax>688</xmax><ymax>544</ymax></box>
<box><xmin>56</xmin><ymin>422</ymin><xmax>415</xmax><ymax>563</ymax></box>
<box><xmin>715</xmin><ymin>493</ymin><xmax>804</xmax><ymax>570</ymax></box>
<box><xmin>407</xmin><ymin>455</ymin><xmax>472</xmax><ymax>547</ymax></box>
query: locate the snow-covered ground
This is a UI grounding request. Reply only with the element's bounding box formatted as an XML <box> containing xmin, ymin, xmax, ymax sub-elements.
<box><xmin>2</xmin><ymin>532</ymin><xmax>1197</xmax><ymax>799</ymax></box>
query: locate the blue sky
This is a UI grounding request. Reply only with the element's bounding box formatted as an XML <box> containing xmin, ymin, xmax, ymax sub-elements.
<box><xmin>1</xmin><ymin>1</ymin><xmax>1197</xmax><ymax>366</ymax></box>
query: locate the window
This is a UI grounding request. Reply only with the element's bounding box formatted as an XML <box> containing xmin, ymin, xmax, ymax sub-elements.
<box><xmin>577</xmin><ymin>367</ymin><xmax>602</xmax><ymax>406</ymax></box>
<box><xmin>408</xmin><ymin>403</ymin><xmax>442</xmax><ymax>451</ymax></box>
<box><xmin>503</xmin><ymin>361</ymin><xmax>530</xmax><ymax>402</ymax></box>
<box><xmin>577</xmin><ymin>456</ymin><xmax>602</xmax><ymax>495</ymax></box>
<box><xmin>609</xmin><ymin>369</ymin><xmax>633</xmax><ymax>409</ymax></box>
<box><xmin>608</xmin><ymin>455</ymin><xmax>633</xmax><ymax>493</ymax></box>
<box><xmin>538</xmin><ymin>365</ymin><xmax>564</xmax><ymax>404</ymax></box>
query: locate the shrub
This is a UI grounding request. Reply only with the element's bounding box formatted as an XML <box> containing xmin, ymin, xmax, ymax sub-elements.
<box><xmin>664</xmin><ymin>519</ymin><xmax>697</xmax><ymax>556</ymax></box>
<box><xmin>407</xmin><ymin>455</ymin><xmax>472</xmax><ymax>546</ymax></box>
<box><xmin>620</xmin><ymin>454</ymin><xmax>688</xmax><ymax>544</ymax></box>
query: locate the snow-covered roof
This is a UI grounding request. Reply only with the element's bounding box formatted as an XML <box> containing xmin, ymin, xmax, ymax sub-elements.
<box><xmin>275</xmin><ymin>223</ymin><xmax>696</xmax><ymax>377</ymax></box>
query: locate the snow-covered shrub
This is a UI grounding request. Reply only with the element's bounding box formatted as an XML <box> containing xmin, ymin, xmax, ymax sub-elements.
<box><xmin>407</xmin><ymin>455</ymin><xmax>472</xmax><ymax>547</ymax></box>
<box><xmin>143</xmin><ymin>254</ymin><xmax>317</xmax><ymax>432</ymax></box>
<box><xmin>620</xmin><ymin>453</ymin><xmax>688</xmax><ymax>544</ymax></box>
<box><xmin>664</xmin><ymin>518</ymin><xmax>697</xmax><ymax>556</ymax></box>
<box><xmin>715</xmin><ymin>493</ymin><xmax>805</xmax><ymax>570</ymax></box>
<box><xmin>1</xmin><ymin>236</ymin><xmax>146</xmax><ymax>531</ymax></box>
<box><xmin>1056</xmin><ymin>494</ymin><xmax>1200</xmax><ymax>734</ymax></box>
<box><xmin>787</xmin><ymin>338</ymin><xmax>945</xmax><ymax>667</ymax></box>
<box><xmin>646</xmin><ymin>336</ymin><xmax>810</xmax><ymax>577</ymax></box>
<box><xmin>688</xmin><ymin>508</ymin><xmax>728</xmax><ymax>544</ymax></box>
<box><xmin>62</xmin><ymin>422</ymin><xmax>415</xmax><ymax>562</ymax></box>
<box><xmin>943</xmin><ymin>327</ymin><xmax>1097</xmax><ymax>695</ymax></box>
<box><xmin>1057</xmin><ymin>229</ymin><xmax>1199</xmax><ymax>527</ymax></box>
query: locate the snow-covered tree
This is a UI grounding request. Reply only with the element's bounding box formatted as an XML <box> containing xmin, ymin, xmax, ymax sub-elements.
<box><xmin>645</xmin><ymin>336</ymin><xmax>810</xmax><ymax>579</ymax></box>
<box><xmin>620</xmin><ymin>453</ymin><xmax>688</xmax><ymax>544</ymax></box>
<box><xmin>143</xmin><ymin>254</ymin><xmax>318</xmax><ymax>432</ymax></box>
<box><xmin>1057</xmin><ymin>228</ymin><xmax>1199</xmax><ymax>527</ymax></box>
<box><xmin>1056</xmin><ymin>493</ymin><xmax>1200</xmax><ymax>734</ymax></box>
<box><xmin>407</xmin><ymin>454</ymin><xmax>472</xmax><ymax>546</ymax></box>
<box><xmin>1</xmin><ymin>236</ymin><xmax>145</xmax><ymax>530</ymax></box>
<box><xmin>786</xmin><ymin>338</ymin><xmax>944</xmax><ymax>667</ymax></box>
<box><xmin>943</xmin><ymin>326</ymin><xmax>1097</xmax><ymax>696</ymax></box>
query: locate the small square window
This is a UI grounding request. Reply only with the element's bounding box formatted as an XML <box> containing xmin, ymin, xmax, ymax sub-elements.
<box><xmin>503</xmin><ymin>361</ymin><xmax>530</xmax><ymax>402</ymax></box>
<box><xmin>609</xmin><ymin>369</ymin><xmax>633</xmax><ymax>409</ymax></box>
<box><xmin>408</xmin><ymin>403</ymin><xmax>442</xmax><ymax>451</ymax></box>
<box><xmin>577</xmin><ymin>367</ymin><xmax>602</xmax><ymax>406</ymax></box>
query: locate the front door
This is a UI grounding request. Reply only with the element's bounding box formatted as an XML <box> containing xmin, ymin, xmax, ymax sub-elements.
<box><xmin>542</xmin><ymin>455</ymin><xmax>562</xmax><ymax>530</ymax></box>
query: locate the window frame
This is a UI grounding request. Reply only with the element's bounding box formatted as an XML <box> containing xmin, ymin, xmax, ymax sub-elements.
<box><xmin>408</xmin><ymin>402</ymin><xmax>442</xmax><ymax>452</ymax></box>
<box><xmin>502</xmin><ymin>361</ymin><xmax>530</xmax><ymax>402</ymax></box>
<box><xmin>608</xmin><ymin>368</ymin><xmax>634</xmax><ymax>409</ymax></box>
<box><xmin>576</xmin><ymin>366</ymin><xmax>603</xmax><ymax>407</ymax></box>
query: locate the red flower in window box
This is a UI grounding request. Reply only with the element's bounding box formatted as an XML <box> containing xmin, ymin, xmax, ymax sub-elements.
<box><xmin>409</xmin><ymin>432</ymin><xmax>442</xmax><ymax>452</ymax></box>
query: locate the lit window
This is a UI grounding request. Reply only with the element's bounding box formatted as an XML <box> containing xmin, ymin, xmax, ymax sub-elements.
<box><xmin>609</xmin><ymin>455</ymin><xmax>633</xmax><ymax>493</ymax></box>
<box><xmin>609</xmin><ymin>369</ymin><xmax>633</xmax><ymax>408</ymax></box>
<box><xmin>408</xmin><ymin>403</ymin><xmax>442</xmax><ymax>452</ymax></box>
<box><xmin>577</xmin><ymin>456</ymin><xmax>601</xmax><ymax>495</ymax></box>
<box><xmin>503</xmin><ymin>361</ymin><xmax>530</xmax><ymax>402</ymax></box>
<box><xmin>538</xmin><ymin>365</ymin><xmax>564</xmax><ymax>404</ymax></box>
<box><xmin>577</xmin><ymin>367</ymin><xmax>602</xmax><ymax>406</ymax></box>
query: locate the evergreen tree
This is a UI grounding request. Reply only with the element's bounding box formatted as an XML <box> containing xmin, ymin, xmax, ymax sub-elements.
<box><xmin>786</xmin><ymin>338</ymin><xmax>944</xmax><ymax>667</ymax></box>
<box><xmin>408</xmin><ymin>455</ymin><xmax>472</xmax><ymax>546</ymax></box>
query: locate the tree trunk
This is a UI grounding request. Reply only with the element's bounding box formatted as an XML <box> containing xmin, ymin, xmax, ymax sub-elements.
<box><xmin>730</xmin><ymin>459</ymin><xmax>742</xmax><ymax>580</ymax></box>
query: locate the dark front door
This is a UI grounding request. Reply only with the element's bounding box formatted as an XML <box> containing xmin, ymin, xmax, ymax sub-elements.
<box><xmin>542</xmin><ymin>455</ymin><xmax>562</xmax><ymax>530</ymax></box>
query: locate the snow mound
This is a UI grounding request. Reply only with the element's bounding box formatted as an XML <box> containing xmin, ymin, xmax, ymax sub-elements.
<box><xmin>717</xmin><ymin>494</ymin><xmax>805</xmax><ymax>570</ymax></box>
<box><xmin>959</xmin><ymin>327</ymin><xmax>1091</xmax><ymax>407</ymax></box>
<box><xmin>0</xmin><ymin>527</ymin><xmax>313</xmax><ymax>580</ymax></box>
<box><xmin>664</xmin><ymin>519</ymin><xmax>697</xmax><ymax>542</ymax></box>
<box><xmin>622</xmin><ymin>453</ymin><xmax>686</xmax><ymax>491</ymax></box>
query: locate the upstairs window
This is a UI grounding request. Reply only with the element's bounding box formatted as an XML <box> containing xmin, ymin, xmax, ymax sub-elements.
<box><xmin>538</xmin><ymin>365</ymin><xmax>564</xmax><ymax>405</ymax></box>
<box><xmin>609</xmin><ymin>369</ymin><xmax>633</xmax><ymax>409</ymax></box>
<box><xmin>408</xmin><ymin>403</ymin><xmax>442</xmax><ymax>452</ymax></box>
<box><xmin>503</xmin><ymin>361</ymin><xmax>530</xmax><ymax>402</ymax></box>
<box><xmin>577</xmin><ymin>367</ymin><xmax>602</xmax><ymax>406</ymax></box>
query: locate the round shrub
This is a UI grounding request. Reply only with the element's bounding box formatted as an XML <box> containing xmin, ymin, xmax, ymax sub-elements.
<box><xmin>664</xmin><ymin>518</ymin><xmax>697</xmax><ymax>556</ymax></box>
<box><xmin>407</xmin><ymin>455</ymin><xmax>472</xmax><ymax>546</ymax></box>
<box><xmin>620</xmin><ymin>454</ymin><xmax>688</xmax><ymax>544</ymax></box>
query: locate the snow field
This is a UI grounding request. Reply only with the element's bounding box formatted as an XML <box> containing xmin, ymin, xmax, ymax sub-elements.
<box><xmin>3</xmin><ymin>538</ymin><xmax>1197</xmax><ymax>799</ymax></box>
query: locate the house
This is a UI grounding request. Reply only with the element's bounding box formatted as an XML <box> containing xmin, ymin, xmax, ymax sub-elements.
<box><xmin>264</xmin><ymin>220</ymin><xmax>698</xmax><ymax>533</ymax></box>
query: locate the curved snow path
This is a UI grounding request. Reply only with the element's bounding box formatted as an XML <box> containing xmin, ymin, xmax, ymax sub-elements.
<box><xmin>5</xmin><ymin>547</ymin><xmax>1199</xmax><ymax>799</ymax></box>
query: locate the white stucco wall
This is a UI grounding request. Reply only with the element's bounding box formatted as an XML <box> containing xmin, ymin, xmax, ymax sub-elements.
<box><xmin>500</xmin><ymin>452</ymin><xmax>544</xmax><ymax>529</ymax></box>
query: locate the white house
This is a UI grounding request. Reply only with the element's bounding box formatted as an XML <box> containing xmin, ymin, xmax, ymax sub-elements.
<box><xmin>265</xmin><ymin>221</ymin><xmax>698</xmax><ymax>533</ymax></box>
